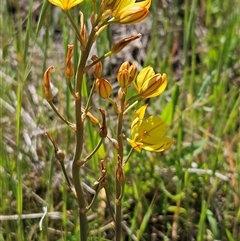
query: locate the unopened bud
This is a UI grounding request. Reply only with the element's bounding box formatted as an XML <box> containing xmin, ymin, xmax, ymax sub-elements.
<box><xmin>117</xmin><ymin>88</ymin><xmax>124</xmax><ymax>100</ymax></box>
<box><xmin>139</xmin><ymin>73</ymin><xmax>167</xmax><ymax>99</ymax></box>
<box><xmin>117</xmin><ymin>69</ymin><xmax>130</xmax><ymax>88</ymax></box>
<box><xmin>43</xmin><ymin>66</ymin><xmax>54</xmax><ymax>101</ymax></box>
<box><xmin>79</xmin><ymin>12</ymin><xmax>87</xmax><ymax>50</ymax></box>
<box><xmin>128</xmin><ymin>64</ymin><xmax>138</xmax><ymax>84</ymax></box>
<box><xmin>65</xmin><ymin>45</ymin><xmax>74</xmax><ymax>78</ymax></box>
<box><xmin>92</xmin><ymin>55</ymin><xmax>102</xmax><ymax>78</ymax></box>
<box><xmin>99</xmin><ymin>108</ymin><xmax>107</xmax><ymax>138</ymax></box>
<box><xmin>111</xmin><ymin>34</ymin><xmax>141</xmax><ymax>54</ymax></box>
<box><xmin>87</xmin><ymin>112</ymin><xmax>99</xmax><ymax>125</ymax></box>
<box><xmin>95</xmin><ymin>78</ymin><xmax>112</xmax><ymax>99</ymax></box>
<box><xmin>119</xmin><ymin>61</ymin><xmax>130</xmax><ymax>72</ymax></box>
<box><xmin>117</xmin><ymin>7</ymin><xmax>149</xmax><ymax>24</ymax></box>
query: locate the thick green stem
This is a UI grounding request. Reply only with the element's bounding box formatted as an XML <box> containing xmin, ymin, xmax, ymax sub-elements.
<box><xmin>71</xmin><ymin>20</ymin><xmax>99</xmax><ymax>241</ymax></box>
<box><xmin>72</xmin><ymin>69</ymin><xmax>88</xmax><ymax>241</ymax></box>
<box><xmin>115</xmin><ymin>94</ymin><xmax>126</xmax><ymax>241</ymax></box>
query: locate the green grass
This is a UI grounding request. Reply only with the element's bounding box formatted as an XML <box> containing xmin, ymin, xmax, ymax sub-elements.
<box><xmin>1</xmin><ymin>0</ymin><xmax>240</xmax><ymax>240</ymax></box>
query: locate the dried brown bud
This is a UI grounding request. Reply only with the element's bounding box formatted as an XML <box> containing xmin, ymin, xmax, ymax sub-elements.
<box><xmin>99</xmin><ymin>108</ymin><xmax>107</xmax><ymax>138</ymax></box>
<box><xmin>111</xmin><ymin>34</ymin><xmax>141</xmax><ymax>54</ymax></box>
<box><xmin>65</xmin><ymin>45</ymin><xmax>74</xmax><ymax>78</ymax></box>
<box><xmin>79</xmin><ymin>12</ymin><xmax>87</xmax><ymax>50</ymax></box>
<box><xmin>43</xmin><ymin>66</ymin><xmax>54</xmax><ymax>101</ymax></box>
<box><xmin>91</xmin><ymin>55</ymin><xmax>102</xmax><ymax>78</ymax></box>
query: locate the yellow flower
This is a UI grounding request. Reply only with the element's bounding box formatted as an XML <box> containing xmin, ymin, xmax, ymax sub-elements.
<box><xmin>111</xmin><ymin>0</ymin><xmax>151</xmax><ymax>24</ymax></box>
<box><xmin>133</xmin><ymin>66</ymin><xmax>167</xmax><ymax>99</ymax></box>
<box><xmin>48</xmin><ymin>0</ymin><xmax>84</xmax><ymax>11</ymax></box>
<box><xmin>127</xmin><ymin>105</ymin><xmax>174</xmax><ymax>152</ymax></box>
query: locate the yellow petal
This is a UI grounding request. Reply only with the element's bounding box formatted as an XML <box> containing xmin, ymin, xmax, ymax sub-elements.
<box><xmin>132</xmin><ymin>104</ymin><xmax>148</xmax><ymax>123</ymax></box>
<box><xmin>138</xmin><ymin>116</ymin><xmax>167</xmax><ymax>143</ymax></box>
<box><xmin>133</xmin><ymin>66</ymin><xmax>155</xmax><ymax>91</ymax></box>
<box><xmin>113</xmin><ymin>0</ymin><xmax>136</xmax><ymax>14</ymax></box>
<box><xmin>127</xmin><ymin>138</ymin><xmax>143</xmax><ymax>152</ymax></box>
<box><xmin>48</xmin><ymin>0</ymin><xmax>84</xmax><ymax>11</ymax></box>
<box><xmin>142</xmin><ymin>137</ymin><xmax>174</xmax><ymax>152</ymax></box>
<box><xmin>113</xmin><ymin>0</ymin><xmax>151</xmax><ymax>14</ymax></box>
<box><xmin>117</xmin><ymin>6</ymin><xmax>149</xmax><ymax>24</ymax></box>
<box><xmin>130</xmin><ymin>104</ymin><xmax>147</xmax><ymax>141</ymax></box>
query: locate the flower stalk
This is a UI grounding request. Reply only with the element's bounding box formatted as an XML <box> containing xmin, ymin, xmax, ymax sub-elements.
<box><xmin>43</xmin><ymin>1</ymin><xmax>173</xmax><ymax>241</ymax></box>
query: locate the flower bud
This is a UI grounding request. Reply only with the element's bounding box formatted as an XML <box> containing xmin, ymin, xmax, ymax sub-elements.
<box><xmin>43</xmin><ymin>66</ymin><xmax>54</xmax><ymax>101</ymax></box>
<box><xmin>65</xmin><ymin>45</ymin><xmax>74</xmax><ymax>79</ymax></box>
<box><xmin>81</xmin><ymin>108</ymin><xmax>100</xmax><ymax>125</ymax></box>
<box><xmin>128</xmin><ymin>64</ymin><xmax>138</xmax><ymax>84</ymax></box>
<box><xmin>86</xmin><ymin>112</ymin><xmax>99</xmax><ymax>125</ymax></box>
<box><xmin>95</xmin><ymin>78</ymin><xmax>112</xmax><ymax>99</ymax></box>
<box><xmin>117</xmin><ymin>7</ymin><xmax>149</xmax><ymax>24</ymax></box>
<box><xmin>111</xmin><ymin>34</ymin><xmax>141</xmax><ymax>54</ymax></box>
<box><xmin>91</xmin><ymin>55</ymin><xmax>102</xmax><ymax>79</ymax></box>
<box><xmin>117</xmin><ymin>87</ymin><xmax>124</xmax><ymax>100</ymax></box>
<box><xmin>117</xmin><ymin>69</ymin><xmax>130</xmax><ymax>88</ymax></box>
<box><xmin>79</xmin><ymin>12</ymin><xmax>87</xmax><ymax>50</ymax></box>
<box><xmin>139</xmin><ymin>74</ymin><xmax>167</xmax><ymax>99</ymax></box>
<box><xmin>99</xmin><ymin>108</ymin><xmax>108</xmax><ymax>138</ymax></box>
<box><xmin>119</xmin><ymin>61</ymin><xmax>130</xmax><ymax>72</ymax></box>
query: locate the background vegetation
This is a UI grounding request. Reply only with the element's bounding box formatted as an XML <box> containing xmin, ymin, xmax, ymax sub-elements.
<box><xmin>1</xmin><ymin>0</ymin><xmax>239</xmax><ymax>240</ymax></box>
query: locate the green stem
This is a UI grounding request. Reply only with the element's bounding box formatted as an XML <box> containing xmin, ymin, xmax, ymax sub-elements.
<box><xmin>123</xmin><ymin>100</ymin><xmax>138</xmax><ymax>115</ymax></box>
<box><xmin>84</xmin><ymin>79</ymin><xmax>96</xmax><ymax>113</ymax></box>
<box><xmin>59</xmin><ymin>161</ymin><xmax>75</xmax><ymax>194</ymax></box>
<box><xmin>85</xmin><ymin>189</ymin><xmax>99</xmax><ymax>212</ymax></box>
<box><xmin>84</xmin><ymin>51</ymin><xmax>112</xmax><ymax>72</ymax></box>
<box><xmin>72</xmin><ymin>19</ymin><xmax>99</xmax><ymax>241</ymax></box>
<box><xmin>65</xmin><ymin>11</ymin><xmax>85</xmax><ymax>48</ymax></box>
<box><xmin>115</xmin><ymin>94</ymin><xmax>126</xmax><ymax>241</ymax></box>
<box><xmin>105</xmin><ymin>187</ymin><xmax>116</xmax><ymax>224</ymax></box>
<box><xmin>66</xmin><ymin>78</ymin><xmax>78</xmax><ymax>99</ymax></box>
<box><xmin>49</xmin><ymin>101</ymin><xmax>76</xmax><ymax>131</ymax></box>
<box><xmin>123</xmin><ymin>148</ymin><xmax>134</xmax><ymax>166</ymax></box>
<box><xmin>82</xmin><ymin>139</ymin><xmax>103</xmax><ymax>164</ymax></box>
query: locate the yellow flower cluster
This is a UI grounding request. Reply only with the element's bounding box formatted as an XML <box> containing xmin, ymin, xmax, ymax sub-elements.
<box><xmin>48</xmin><ymin>0</ymin><xmax>151</xmax><ymax>24</ymax></box>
